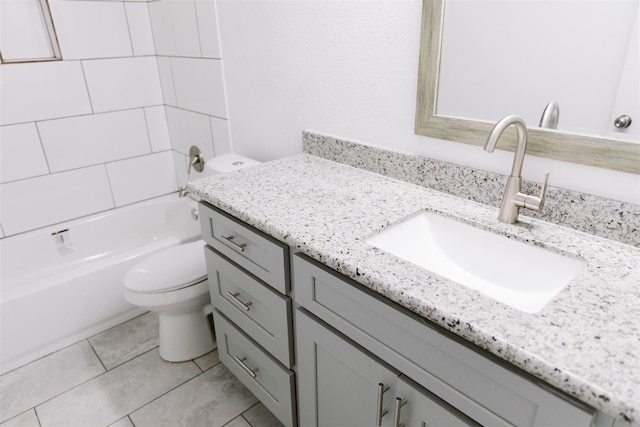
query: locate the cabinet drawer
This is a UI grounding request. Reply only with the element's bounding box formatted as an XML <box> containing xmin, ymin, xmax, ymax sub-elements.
<box><xmin>199</xmin><ymin>202</ymin><xmax>289</xmax><ymax>294</ymax></box>
<box><xmin>293</xmin><ymin>254</ymin><xmax>594</xmax><ymax>427</ymax></box>
<box><xmin>205</xmin><ymin>247</ymin><xmax>293</xmax><ymax>368</ymax></box>
<box><xmin>214</xmin><ymin>310</ymin><xmax>296</xmax><ymax>427</ymax></box>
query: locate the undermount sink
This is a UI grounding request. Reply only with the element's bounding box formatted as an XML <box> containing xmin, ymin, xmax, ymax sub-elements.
<box><xmin>366</xmin><ymin>212</ymin><xmax>585</xmax><ymax>313</ymax></box>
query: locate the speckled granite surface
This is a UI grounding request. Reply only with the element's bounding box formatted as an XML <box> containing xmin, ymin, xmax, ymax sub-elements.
<box><xmin>303</xmin><ymin>131</ymin><xmax>640</xmax><ymax>247</ymax></box>
<box><xmin>188</xmin><ymin>154</ymin><xmax>640</xmax><ymax>424</ymax></box>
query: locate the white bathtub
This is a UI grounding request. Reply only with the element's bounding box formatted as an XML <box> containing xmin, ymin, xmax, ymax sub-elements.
<box><xmin>0</xmin><ymin>194</ymin><xmax>202</xmax><ymax>374</ymax></box>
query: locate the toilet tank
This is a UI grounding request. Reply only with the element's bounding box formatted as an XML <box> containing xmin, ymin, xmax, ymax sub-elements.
<box><xmin>193</xmin><ymin>153</ymin><xmax>261</xmax><ymax>178</ymax></box>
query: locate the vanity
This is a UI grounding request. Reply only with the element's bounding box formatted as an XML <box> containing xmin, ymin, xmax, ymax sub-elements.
<box><xmin>190</xmin><ymin>151</ymin><xmax>639</xmax><ymax>427</ymax></box>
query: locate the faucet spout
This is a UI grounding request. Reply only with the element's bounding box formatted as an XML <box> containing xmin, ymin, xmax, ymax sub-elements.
<box><xmin>484</xmin><ymin>115</ymin><xmax>528</xmax><ymax>178</ymax></box>
<box><xmin>484</xmin><ymin>115</ymin><xmax>550</xmax><ymax>224</ymax></box>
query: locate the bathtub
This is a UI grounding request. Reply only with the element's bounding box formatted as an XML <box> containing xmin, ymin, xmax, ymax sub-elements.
<box><xmin>0</xmin><ymin>194</ymin><xmax>202</xmax><ymax>374</ymax></box>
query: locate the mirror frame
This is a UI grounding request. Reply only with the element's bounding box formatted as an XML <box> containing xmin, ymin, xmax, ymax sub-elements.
<box><xmin>415</xmin><ymin>0</ymin><xmax>640</xmax><ymax>175</ymax></box>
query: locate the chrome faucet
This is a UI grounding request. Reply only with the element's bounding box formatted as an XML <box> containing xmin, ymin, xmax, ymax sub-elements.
<box><xmin>484</xmin><ymin>115</ymin><xmax>550</xmax><ymax>224</ymax></box>
<box><xmin>539</xmin><ymin>101</ymin><xmax>560</xmax><ymax>129</ymax></box>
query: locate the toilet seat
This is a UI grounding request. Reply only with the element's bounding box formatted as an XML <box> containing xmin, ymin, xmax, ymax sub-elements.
<box><xmin>125</xmin><ymin>240</ymin><xmax>207</xmax><ymax>294</ymax></box>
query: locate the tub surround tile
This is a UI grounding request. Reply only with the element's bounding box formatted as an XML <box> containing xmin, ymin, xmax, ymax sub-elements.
<box><xmin>195</xmin><ymin>0</ymin><xmax>222</xmax><ymax>59</ymax></box>
<box><xmin>148</xmin><ymin>0</ymin><xmax>201</xmax><ymax>57</ymax></box>
<box><xmin>302</xmin><ymin>131</ymin><xmax>640</xmax><ymax>247</ymax></box>
<box><xmin>171</xmin><ymin>57</ymin><xmax>227</xmax><ymax>118</ymax></box>
<box><xmin>165</xmin><ymin>106</ymin><xmax>214</xmax><ymax>158</ymax></box>
<box><xmin>82</xmin><ymin>57</ymin><xmax>163</xmax><ymax>114</ymax></box>
<box><xmin>36</xmin><ymin>349</ymin><xmax>200</xmax><ymax>427</ymax></box>
<box><xmin>0</xmin><ymin>410</ymin><xmax>40</xmax><ymax>427</ymax></box>
<box><xmin>0</xmin><ymin>341</ymin><xmax>104</xmax><ymax>423</ymax></box>
<box><xmin>0</xmin><ymin>124</ymin><xmax>49</xmax><ymax>184</ymax></box>
<box><xmin>157</xmin><ymin>57</ymin><xmax>177</xmax><ymax>106</ymax></box>
<box><xmin>88</xmin><ymin>312</ymin><xmax>159</xmax><ymax>370</ymax></box>
<box><xmin>188</xmin><ymin>154</ymin><xmax>640</xmax><ymax>423</ymax></box>
<box><xmin>0</xmin><ymin>166</ymin><xmax>114</xmax><ymax>236</ymax></box>
<box><xmin>124</xmin><ymin>2</ymin><xmax>156</xmax><ymax>57</ymax></box>
<box><xmin>106</xmin><ymin>151</ymin><xmax>178</xmax><ymax>207</ymax></box>
<box><xmin>144</xmin><ymin>106</ymin><xmax>172</xmax><ymax>153</ymax></box>
<box><xmin>0</xmin><ymin>61</ymin><xmax>92</xmax><ymax>126</ymax></box>
<box><xmin>210</xmin><ymin>117</ymin><xmax>232</xmax><ymax>157</ymax></box>
<box><xmin>37</xmin><ymin>109</ymin><xmax>151</xmax><ymax>173</ymax></box>
<box><xmin>49</xmin><ymin>1</ymin><xmax>132</xmax><ymax>60</ymax></box>
<box><xmin>129</xmin><ymin>363</ymin><xmax>258</xmax><ymax>427</ymax></box>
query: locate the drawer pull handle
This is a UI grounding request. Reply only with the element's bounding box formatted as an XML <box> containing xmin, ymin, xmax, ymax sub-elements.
<box><xmin>393</xmin><ymin>397</ymin><xmax>406</xmax><ymax>427</ymax></box>
<box><xmin>376</xmin><ymin>383</ymin><xmax>389</xmax><ymax>426</ymax></box>
<box><xmin>227</xmin><ymin>292</ymin><xmax>253</xmax><ymax>311</ymax></box>
<box><xmin>221</xmin><ymin>235</ymin><xmax>247</xmax><ymax>252</ymax></box>
<box><xmin>233</xmin><ymin>356</ymin><xmax>258</xmax><ymax>379</ymax></box>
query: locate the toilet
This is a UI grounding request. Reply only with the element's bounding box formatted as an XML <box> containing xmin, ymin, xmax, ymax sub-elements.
<box><xmin>124</xmin><ymin>153</ymin><xmax>260</xmax><ymax>362</ymax></box>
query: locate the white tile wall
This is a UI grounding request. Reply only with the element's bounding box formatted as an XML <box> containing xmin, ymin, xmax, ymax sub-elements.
<box><xmin>106</xmin><ymin>151</ymin><xmax>178</xmax><ymax>207</ymax></box>
<box><xmin>0</xmin><ymin>61</ymin><xmax>92</xmax><ymax>126</ymax></box>
<box><xmin>0</xmin><ymin>166</ymin><xmax>114</xmax><ymax>236</ymax></box>
<box><xmin>210</xmin><ymin>117</ymin><xmax>232</xmax><ymax>156</ymax></box>
<box><xmin>171</xmin><ymin>58</ymin><xmax>227</xmax><ymax>117</ymax></box>
<box><xmin>172</xmin><ymin>152</ymin><xmax>189</xmax><ymax>189</ymax></box>
<box><xmin>49</xmin><ymin>1</ymin><xmax>133</xmax><ymax>60</ymax></box>
<box><xmin>125</xmin><ymin>2</ymin><xmax>156</xmax><ymax>56</ymax></box>
<box><xmin>0</xmin><ymin>124</ymin><xmax>49</xmax><ymax>183</ymax></box>
<box><xmin>144</xmin><ymin>106</ymin><xmax>172</xmax><ymax>152</ymax></box>
<box><xmin>82</xmin><ymin>57</ymin><xmax>163</xmax><ymax>113</ymax></box>
<box><xmin>165</xmin><ymin>106</ymin><xmax>214</xmax><ymax>158</ymax></box>
<box><xmin>195</xmin><ymin>0</ymin><xmax>221</xmax><ymax>59</ymax></box>
<box><xmin>148</xmin><ymin>0</ymin><xmax>201</xmax><ymax>57</ymax></box>
<box><xmin>156</xmin><ymin>57</ymin><xmax>177</xmax><ymax>106</ymax></box>
<box><xmin>38</xmin><ymin>110</ymin><xmax>151</xmax><ymax>173</ymax></box>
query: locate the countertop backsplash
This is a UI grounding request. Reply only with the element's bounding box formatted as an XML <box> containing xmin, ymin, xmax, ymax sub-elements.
<box><xmin>303</xmin><ymin>131</ymin><xmax>640</xmax><ymax>247</ymax></box>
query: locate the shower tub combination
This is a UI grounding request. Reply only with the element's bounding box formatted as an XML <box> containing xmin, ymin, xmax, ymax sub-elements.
<box><xmin>0</xmin><ymin>194</ymin><xmax>201</xmax><ymax>374</ymax></box>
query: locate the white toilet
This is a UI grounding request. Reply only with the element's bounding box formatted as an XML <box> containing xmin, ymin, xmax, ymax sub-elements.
<box><xmin>124</xmin><ymin>153</ymin><xmax>260</xmax><ymax>362</ymax></box>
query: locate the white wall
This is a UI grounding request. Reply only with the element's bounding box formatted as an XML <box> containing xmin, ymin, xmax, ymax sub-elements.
<box><xmin>0</xmin><ymin>0</ymin><xmax>175</xmax><ymax>237</ymax></box>
<box><xmin>216</xmin><ymin>0</ymin><xmax>640</xmax><ymax>204</ymax></box>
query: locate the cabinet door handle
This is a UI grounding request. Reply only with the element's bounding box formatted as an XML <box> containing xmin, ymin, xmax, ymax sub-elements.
<box><xmin>221</xmin><ymin>234</ymin><xmax>247</xmax><ymax>252</ymax></box>
<box><xmin>393</xmin><ymin>397</ymin><xmax>407</xmax><ymax>427</ymax></box>
<box><xmin>233</xmin><ymin>356</ymin><xmax>259</xmax><ymax>378</ymax></box>
<box><xmin>376</xmin><ymin>383</ymin><xmax>390</xmax><ymax>426</ymax></box>
<box><xmin>227</xmin><ymin>291</ymin><xmax>253</xmax><ymax>311</ymax></box>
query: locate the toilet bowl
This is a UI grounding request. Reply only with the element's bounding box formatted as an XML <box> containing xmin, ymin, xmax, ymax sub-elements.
<box><xmin>123</xmin><ymin>153</ymin><xmax>260</xmax><ymax>362</ymax></box>
<box><xmin>124</xmin><ymin>240</ymin><xmax>214</xmax><ymax>362</ymax></box>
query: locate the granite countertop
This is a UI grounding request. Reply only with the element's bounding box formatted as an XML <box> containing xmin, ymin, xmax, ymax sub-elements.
<box><xmin>188</xmin><ymin>153</ymin><xmax>640</xmax><ymax>424</ymax></box>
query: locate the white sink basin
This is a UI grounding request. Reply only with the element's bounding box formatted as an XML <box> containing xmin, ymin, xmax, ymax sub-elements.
<box><xmin>366</xmin><ymin>212</ymin><xmax>585</xmax><ymax>313</ymax></box>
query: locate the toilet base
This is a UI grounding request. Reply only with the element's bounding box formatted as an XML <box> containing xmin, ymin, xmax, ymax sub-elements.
<box><xmin>158</xmin><ymin>309</ymin><xmax>215</xmax><ymax>362</ymax></box>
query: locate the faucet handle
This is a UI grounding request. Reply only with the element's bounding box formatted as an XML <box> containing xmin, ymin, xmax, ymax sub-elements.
<box><xmin>513</xmin><ymin>172</ymin><xmax>550</xmax><ymax>212</ymax></box>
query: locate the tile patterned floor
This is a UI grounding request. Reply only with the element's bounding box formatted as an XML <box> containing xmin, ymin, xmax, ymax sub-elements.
<box><xmin>0</xmin><ymin>313</ymin><xmax>284</xmax><ymax>427</ymax></box>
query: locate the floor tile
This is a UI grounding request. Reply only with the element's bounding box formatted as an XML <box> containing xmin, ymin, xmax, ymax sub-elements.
<box><xmin>224</xmin><ymin>416</ymin><xmax>251</xmax><ymax>427</ymax></box>
<box><xmin>89</xmin><ymin>312</ymin><xmax>159</xmax><ymax>369</ymax></box>
<box><xmin>0</xmin><ymin>410</ymin><xmax>39</xmax><ymax>427</ymax></box>
<box><xmin>107</xmin><ymin>417</ymin><xmax>134</xmax><ymax>427</ymax></box>
<box><xmin>36</xmin><ymin>349</ymin><xmax>200</xmax><ymax>427</ymax></box>
<box><xmin>0</xmin><ymin>341</ymin><xmax>104</xmax><ymax>423</ymax></box>
<box><xmin>130</xmin><ymin>363</ymin><xmax>258</xmax><ymax>427</ymax></box>
<box><xmin>194</xmin><ymin>348</ymin><xmax>220</xmax><ymax>371</ymax></box>
<box><xmin>242</xmin><ymin>403</ymin><xmax>284</xmax><ymax>427</ymax></box>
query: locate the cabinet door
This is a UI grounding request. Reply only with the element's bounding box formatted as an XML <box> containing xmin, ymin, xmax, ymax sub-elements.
<box><xmin>296</xmin><ymin>310</ymin><xmax>399</xmax><ymax>427</ymax></box>
<box><xmin>395</xmin><ymin>375</ymin><xmax>480</xmax><ymax>427</ymax></box>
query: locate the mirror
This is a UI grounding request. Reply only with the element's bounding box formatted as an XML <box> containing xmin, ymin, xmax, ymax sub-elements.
<box><xmin>415</xmin><ymin>0</ymin><xmax>640</xmax><ymax>174</ymax></box>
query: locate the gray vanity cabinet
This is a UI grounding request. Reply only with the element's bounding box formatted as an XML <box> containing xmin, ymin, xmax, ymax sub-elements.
<box><xmin>296</xmin><ymin>309</ymin><xmax>478</xmax><ymax>427</ymax></box>
<box><xmin>199</xmin><ymin>202</ymin><xmax>296</xmax><ymax>427</ymax></box>
<box><xmin>293</xmin><ymin>253</ymin><xmax>595</xmax><ymax>427</ymax></box>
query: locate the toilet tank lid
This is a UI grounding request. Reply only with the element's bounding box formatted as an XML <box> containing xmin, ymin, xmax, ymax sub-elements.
<box><xmin>124</xmin><ymin>240</ymin><xmax>207</xmax><ymax>293</ymax></box>
<box><xmin>205</xmin><ymin>153</ymin><xmax>261</xmax><ymax>174</ymax></box>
